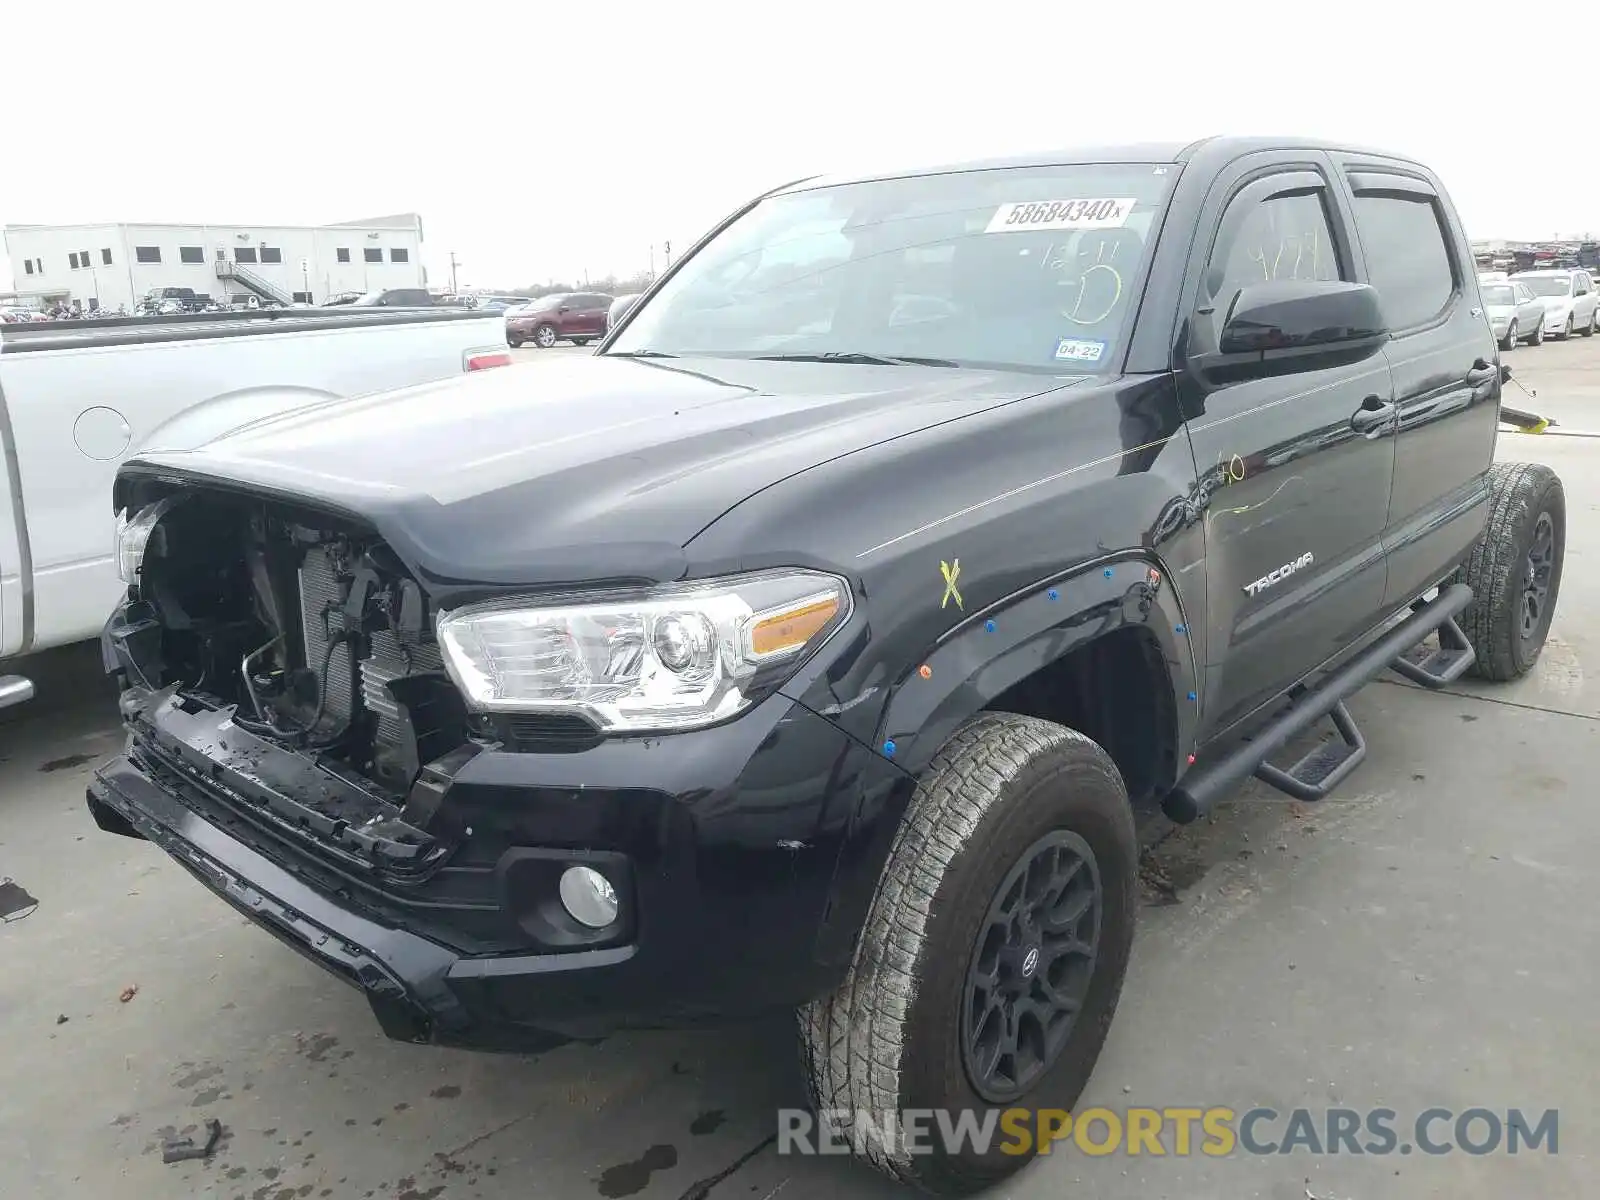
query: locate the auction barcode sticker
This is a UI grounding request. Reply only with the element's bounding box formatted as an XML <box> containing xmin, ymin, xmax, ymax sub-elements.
<box><xmin>986</xmin><ymin>198</ymin><xmax>1136</xmax><ymax>233</ymax></box>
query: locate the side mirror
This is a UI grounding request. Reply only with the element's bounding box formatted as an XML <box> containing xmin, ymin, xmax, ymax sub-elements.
<box><xmin>1196</xmin><ymin>280</ymin><xmax>1388</xmax><ymax>384</ymax></box>
<box><xmin>605</xmin><ymin>295</ymin><xmax>641</xmax><ymax>332</ymax></box>
<box><xmin>558</xmin><ymin>305</ymin><xmax>571</xmax><ymax>314</ymax></box>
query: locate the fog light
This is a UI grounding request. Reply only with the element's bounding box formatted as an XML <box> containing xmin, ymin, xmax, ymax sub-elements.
<box><xmin>558</xmin><ymin>866</ymin><xmax>619</xmax><ymax>928</ymax></box>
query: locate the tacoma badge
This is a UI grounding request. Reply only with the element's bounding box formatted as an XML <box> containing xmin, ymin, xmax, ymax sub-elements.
<box><xmin>1243</xmin><ymin>551</ymin><xmax>1314</xmax><ymax>597</ymax></box>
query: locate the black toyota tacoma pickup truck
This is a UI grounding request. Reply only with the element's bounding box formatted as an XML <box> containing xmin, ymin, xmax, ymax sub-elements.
<box><xmin>90</xmin><ymin>136</ymin><xmax>1565</xmax><ymax>1194</ymax></box>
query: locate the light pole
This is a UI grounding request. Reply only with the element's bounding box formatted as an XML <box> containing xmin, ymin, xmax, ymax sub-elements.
<box><xmin>449</xmin><ymin>251</ymin><xmax>460</xmax><ymax>295</ymax></box>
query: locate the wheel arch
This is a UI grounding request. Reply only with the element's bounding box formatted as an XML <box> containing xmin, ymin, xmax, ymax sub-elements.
<box><xmin>874</xmin><ymin>550</ymin><xmax>1200</xmax><ymax>788</ymax></box>
<box><xmin>811</xmin><ymin>551</ymin><xmax>1200</xmax><ymax>968</ymax></box>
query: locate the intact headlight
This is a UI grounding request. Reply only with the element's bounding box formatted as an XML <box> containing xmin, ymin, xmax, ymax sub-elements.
<box><xmin>114</xmin><ymin>496</ymin><xmax>182</xmax><ymax>585</ymax></box>
<box><xmin>435</xmin><ymin>569</ymin><xmax>853</xmax><ymax>733</ymax></box>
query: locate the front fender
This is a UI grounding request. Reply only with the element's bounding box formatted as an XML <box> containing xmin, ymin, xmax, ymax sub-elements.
<box><xmin>801</xmin><ymin>551</ymin><xmax>1201</xmax><ymax>970</ymax></box>
<box><xmin>874</xmin><ymin>551</ymin><xmax>1201</xmax><ymax>778</ymax></box>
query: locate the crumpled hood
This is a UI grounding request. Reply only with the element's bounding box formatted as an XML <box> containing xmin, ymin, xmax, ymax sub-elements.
<box><xmin>124</xmin><ymin>354</ymin><xmax>1082</xmax><ymax>589</ymax></box>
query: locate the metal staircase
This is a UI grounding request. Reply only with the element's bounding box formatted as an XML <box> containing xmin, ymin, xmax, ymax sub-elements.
<box><xmin>215</xmin><ymin>259</ymin><xmax>294</xmax><ymax>306</ymax></box>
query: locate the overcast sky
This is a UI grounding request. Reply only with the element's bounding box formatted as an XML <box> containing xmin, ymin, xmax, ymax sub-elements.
<box><xmin>3</xmin><ymin>2</ymin><xmax>1596</xmax><ymax>293</ymax></box>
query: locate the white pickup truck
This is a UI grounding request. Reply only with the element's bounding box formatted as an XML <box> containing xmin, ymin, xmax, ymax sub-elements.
<box><xmin>0</xmin><ymin>306</ymin><xmax>510</xmax><ymax>709</ymax></box>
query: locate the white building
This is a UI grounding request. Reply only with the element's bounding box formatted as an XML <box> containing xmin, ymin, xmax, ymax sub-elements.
<box><xmin>2</xmin><ymin>213</ymin><xmax>427</xmax><ymax>311</ymax></box>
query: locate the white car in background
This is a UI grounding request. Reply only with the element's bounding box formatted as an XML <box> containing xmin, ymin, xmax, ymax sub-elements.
<box><xmin>1478</xmin><ymin>277</ymin><xmax>1546</xmax><ymax>349</ymax></box>
<box><xmin>1516</xmin><ymin>268</ymin><xmax>1599</xmax><ymax>339</ymax></box>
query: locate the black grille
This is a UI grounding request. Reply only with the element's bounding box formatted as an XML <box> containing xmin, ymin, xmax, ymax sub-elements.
<box><xmin>501</xmin><ymin>713</ymin><xmax>605</xmax><ymax>752</ymax></box>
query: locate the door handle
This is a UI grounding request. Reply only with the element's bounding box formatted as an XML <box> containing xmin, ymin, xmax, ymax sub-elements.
<box><xmin>1350</xmin><ymin>396</ymin><xmax>1396</xmax><ymax>433</ymax></box>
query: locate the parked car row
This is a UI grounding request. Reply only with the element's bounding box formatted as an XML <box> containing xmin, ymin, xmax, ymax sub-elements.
<box><xmin>1479</xmin><ymin>267</ymin><xmax>1600</xmax><ymax>349</ymax></box>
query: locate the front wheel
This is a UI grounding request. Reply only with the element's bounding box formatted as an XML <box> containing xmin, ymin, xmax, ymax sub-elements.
<box><xmin>1500</xmin><ymin>323</ymin><xmax>1517</xmax><ymax>352</ymax></box>
<box><xmin>1585</xmin><ymin>310</ymin><xmax>1597</xmax><ymax>337</ymax></box>
<box><xmin>1458</xmin><ymin>462</ymin><xmax>1566</xmax><ymax>681</ymax></box>
<box><xmin>799</xmin><ymin>712</ymin><xmax>1136</xmax><ymax>1196</ymax></box>
<box><xmin>1529</xmin><ymin>322</ymin><xmax>1545</xmax><ymax>346</ymax></box>
<box><xmin>1558</xmin><ymin>316</ymin><xmax>1574</xmax><ymax>340</ymax></box>
<box><xmin>507</xmin><ymin>335</ymin><xmax>524</xmax><ymax>348</ymax></box>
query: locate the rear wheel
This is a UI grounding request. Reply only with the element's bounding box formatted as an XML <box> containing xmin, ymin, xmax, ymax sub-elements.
<box><xmin>1458</xmin><ymin>462</ymin><xmax>1566</xmax><ymax>681</ymax></box>
<box><xmin>799</xmin><ymin>712</ymin><xmax>1137</xmax><ymax>1196</ymax></box>
<box><xmin>572</xmin><ymin>338</ymin><xmax>590</xmax><ymax>347</ymax></box>
<box><xmin>533</xmin><ymin>323</ymin><xmax>559</xmax><ymax>348</ymax></box>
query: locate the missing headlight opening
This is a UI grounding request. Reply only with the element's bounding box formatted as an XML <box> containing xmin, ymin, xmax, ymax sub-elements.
<box><xmin>112</xmin><ymin>488</ymin><xmax>474</xmax><ymax>798</ymax></box>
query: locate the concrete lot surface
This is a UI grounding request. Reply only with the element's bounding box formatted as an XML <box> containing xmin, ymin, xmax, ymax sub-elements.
<box><xmin>3</xmin><ymin>344</ymin><xmax>1597</xmax><ymax>1199</ymax></box>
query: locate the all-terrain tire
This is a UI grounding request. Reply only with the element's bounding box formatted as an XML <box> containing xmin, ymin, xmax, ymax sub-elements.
<box><xmin>1457</xmin><ymin>462</ymin><xmax>1566</xmax><ymax>681</ymax></box>
<box><xmin>798</xmin><ymin>712</ymin><xmax>1137</xmax><ymax>1196</ymax></box>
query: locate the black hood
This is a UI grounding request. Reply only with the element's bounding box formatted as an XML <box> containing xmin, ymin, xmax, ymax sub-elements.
<box><xmin>123</xmin><ymin>355</ymin><xmax>1084</xmax><ymax>589</ymax></box>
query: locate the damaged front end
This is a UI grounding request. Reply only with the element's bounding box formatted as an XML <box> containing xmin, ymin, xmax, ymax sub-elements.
<box><xmin>87</xmin><ymin>474</ymin><xmax>892</xmax><ymax>1049</ymax></box>
<box><xmin>105</xmin><ymin>488</ymin><xmax>477</xmax><ymax>806</ymax></box>
<box><xmin>90</xmin><ymin>482</ymin><xmax>546</xmax><ymax>1043</ymax></box>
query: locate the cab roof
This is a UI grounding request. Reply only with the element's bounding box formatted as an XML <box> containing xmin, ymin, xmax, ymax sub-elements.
<box><xmin>773</xmin><ymin>135</ymin><xmax>1423</xmax><ymax>195</ymax></box>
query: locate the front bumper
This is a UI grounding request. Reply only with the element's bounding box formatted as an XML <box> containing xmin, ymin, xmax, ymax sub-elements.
<box><xmin>89</xmin><ymin>680</ymin><xmax>905</xmax><ymax>1050</ymax></box>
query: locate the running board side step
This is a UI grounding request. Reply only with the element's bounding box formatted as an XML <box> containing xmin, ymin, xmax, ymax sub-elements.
<box><xmin>1389</xmin><ymin>615</ymin><xmax>1475</xmax><ymax>688</ymax></box>
<box><xmin>1162</xmin><ymin>582</ymin><xmax>1473</xmax><ymax>824</ymax></box>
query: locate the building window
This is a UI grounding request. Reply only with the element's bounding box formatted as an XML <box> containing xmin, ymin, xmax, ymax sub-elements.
<box><xmin>259</xmin><ymin>246</ymin><xmax>283</xmax><ymax>264</ymax></box>
<box><xmin>101</xmin><ymin>248</ymin><xmax>113</xmax><ymax>265</ymax></box>
<box><xmin>336</xmin><ymin>247</ymin><xmax>351</xmax><ymax>263</ymax></box>
<box><xmin>80</xmin><ymin>250</ymin><xmax>90</xmax><ymax>266</ymax></box>
<box><xmin>135</xmin><ymin>246</ymin><xmax>162</xmax><ymax>264</ymax></box>
<box><xmin>234</xmin><ymin>247</ymin><xmax>258</xmax><ymax>264</ymax></box>
<box><xmin>390</xmin><ymin>248</ymin><xmax>409</xmax><ymax>263</ymax></box>
<box><xmin>292</xmin><ymin>291</ymin><xmax>312</xmax><ymax>303</ymax></box>
<box><xmin>68</xmin><ymin>252</ymin><xmax>80</xmax><ymax>269</ymax></box>
<box><xmin>363</xmin><ymin>247</ymin><xmax>382</xmax><ymax>263</ymax></box>
<box><xmin>178</xmin><ymin>246</ymin><xmax>204</xmax><ymax>264</ymax></box>
<box><xmin>23</xmin><ymin>260</ymin><xmax>33</xmax><ymax>275</ymax></box>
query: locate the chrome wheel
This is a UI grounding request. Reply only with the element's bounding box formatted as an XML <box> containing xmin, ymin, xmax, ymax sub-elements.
<box><xmin>534</xmin><ymin>323</ymin><xmax>558</xmax><ymax>348</ymax></box>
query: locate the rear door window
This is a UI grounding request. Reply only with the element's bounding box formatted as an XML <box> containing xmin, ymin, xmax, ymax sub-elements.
<box><xmin>1348</xmin><ymin>193</ymin><xmax>1457</xmax><ymax>329</ymax></box>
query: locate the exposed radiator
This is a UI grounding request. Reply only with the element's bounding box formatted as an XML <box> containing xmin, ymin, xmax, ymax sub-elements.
<box><xmin>298</xmin><ymin>547</ymin><xmax>444</xmax><ymax>746</ymax></box>
<box><xmin>298</xmin><ymin>548</ymin><xmax>355</xmax><ymax>722</ymax></box>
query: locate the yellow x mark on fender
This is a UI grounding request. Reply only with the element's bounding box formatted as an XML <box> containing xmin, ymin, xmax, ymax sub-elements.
<box><xmin>940</xmin><ymin>558</ymin><xmax>964</xmax><ymax>610</ymax></box>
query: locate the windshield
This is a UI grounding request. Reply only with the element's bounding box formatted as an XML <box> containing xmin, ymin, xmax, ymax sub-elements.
<box><xmin>1520</xmin><ymin>276</ymin><xmax>1572</xmax><ymax>298</ymax></box>
<box><xmin>607</xmin><ymin>163</ymin><xmax>1177</xmax><ymax>372</ymax></box>
<box><xmin>1481</xmin><ymin>284</ymin><xmax>1514</xmax><ymax>305</ymax></box>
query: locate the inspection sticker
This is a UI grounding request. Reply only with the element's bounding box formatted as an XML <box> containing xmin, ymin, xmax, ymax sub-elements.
<box><xmin>1054</xmin><ymin>338</ymin><xmax>1106</xmax><ymax>363</ymax></box>
<box><xmin>986</xmin><ymin>198</ymin><xmax>1136</xmax><ymax>233</ymax></box>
